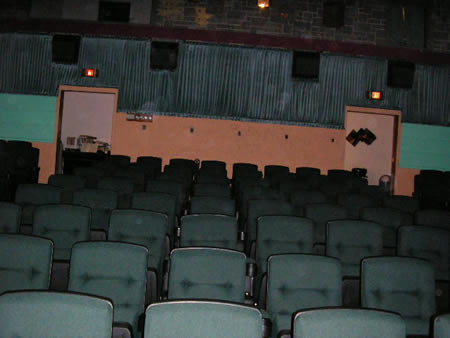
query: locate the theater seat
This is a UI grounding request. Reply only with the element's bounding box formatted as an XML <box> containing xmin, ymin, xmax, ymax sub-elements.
<box><xmin>266</xmin><ymin>254</ymin><xmax>342</xmax><ymax>337</ymax></box>
<box><xmin>361</xmin><ymin>256</ymin><xmax>435</xmax><ymax>336</ymax></box>
<box><xmin>0</xmin><ymin>291</ymin><xmax>113</xmax><ymax>338</ymax></box>
<box><xmin>145</xmin><ymin>300</ymin><xmax>266</xmax><ymax>338</ymax></box>
<box><xmin>68</xmin><ymin>241</ymin><xmax>148</xmax><ymax>338</ymax></box>
<box><xmin>434</xmin><ymin>313</ymin><xmax>450</xmax><ymax>338</ymax></box>
<box><xmin>0</xmin><ymin>201</ymin><xmax>21</xmax><ymax>233</ymax></box>
<box><xmin>0</xmin><ymin>234</ymin><xmax>53</xmax><ymax>294</ymax></box>
<box><xmin>292</xmin><ymin>308</ymin><xmax>405</xmax><ymax>338</ymax></box>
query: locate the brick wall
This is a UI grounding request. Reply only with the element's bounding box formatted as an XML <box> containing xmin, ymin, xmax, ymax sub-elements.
<box><xmin>151</xmin><ymin>0</ymin><xmax>450</xmax><ymax>54</ymax></box>
<box><xmin>1</xmin><ymin>0</ymin><xmax>449</xmax><ymax>54</ymax></box>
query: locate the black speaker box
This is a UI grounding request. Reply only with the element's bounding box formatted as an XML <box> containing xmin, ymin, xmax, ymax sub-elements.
<box><xmin>292</xmin><ymin>51</ymin><xmax>320</xmax><ymax>80</ymax></box>
<box><xmin>151</xmin><ymin>41</ymin><xmax>179</xmax><ymax>71</ymax></box>
<box><xmin>98</xmin><ymin>1</ymin><xmax>130</xmax><ymax>22</ymax></box>
<box><xmin>388</xmin><ymin>60</ymin><xmax>415</xmax><ymax>89</ymax></box>
<box><xmin>52</xmin><ymin>35</ymin><xmax>81</xmax><ymax>64</ymax></box>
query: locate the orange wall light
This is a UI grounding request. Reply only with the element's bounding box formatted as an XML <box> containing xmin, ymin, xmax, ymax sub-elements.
<box><xmin>258</xmin><ymin>0</ymin><xmax>269</xmax><ymax>9</ymax></box>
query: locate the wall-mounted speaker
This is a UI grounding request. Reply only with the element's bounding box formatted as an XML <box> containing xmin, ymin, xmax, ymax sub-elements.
<box><xmin>52</xmin><ymin>35</ymin><xmax>80</xmax><ymax>64</ymax></box>
<box><xmin>323</xmin><ymin>0</ymin><xmax>345</xmax><ymax>28</ymax></box>
<box><xmin>151</xmin><ymin>41</ymin><xmax>179</xmax><ymax>71</ymax></box>
<box><xmin>98</xmin><ymin>1</ymin><xmax>130</xmax><ymax>22</ymax></box>
<box><xmin>387</xmin><ymin>60</ymin><xmax>415</xmax><ymax>89</ymax></box>
<box><xmin>292</xmin><ymin>51</ymin><xmax>320</xmax><ymax>80</ymax></box>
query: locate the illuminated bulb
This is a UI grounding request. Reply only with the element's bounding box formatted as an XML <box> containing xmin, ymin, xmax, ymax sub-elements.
<box><xmin>258</xmin><ymin>0</ymin><xmax>269</xmax><ymax>8</ymax></box>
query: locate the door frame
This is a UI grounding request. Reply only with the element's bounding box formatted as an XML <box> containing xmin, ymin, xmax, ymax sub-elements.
<box><xmin>344</xmin><ymin>106</ymin><xmax>402</xmax><ymax>194</ymax></box>
<box><xmin>55</xmin><ymin>85</ymin><xmax>119</xmax><ymax>173</ymax></box>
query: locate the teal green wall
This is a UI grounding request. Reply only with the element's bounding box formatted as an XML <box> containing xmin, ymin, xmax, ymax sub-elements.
<box><xmin>400</xmin><ymin>123</ymin><xmax>450</xmax><ymax>171</ymax></box>
<box><xmin>0</xmin><ymin>93</ymin><xmax>57</xmax><ymax>143</ymax></box>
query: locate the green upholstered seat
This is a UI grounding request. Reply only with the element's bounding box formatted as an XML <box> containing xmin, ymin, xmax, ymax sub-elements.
<box><xmin>361</xmin><ymin>256</ymin><xmax>435</xmax><ymax>336</ymax></box>
<box><xmin>264</xmin><ymin>165</ymin><xmax>290</xmax><ymax>178</ymax></box>
<box><xmin>414</xmin><ymin>209</ymin><xmax>450</xmax><ymax>229</ymax></box>
<box><xmin>360</xmin><ymin>207</ymin><xmax>413</xmax><ymax>248</ymax></box>
<box><xmin>267</xmin><ymin>254</ymin><xmax>342</xmax><ymax>337</ymax></box>
<box><xmin>180</xmin><ymin>214</ymin><xmax>239</xmax><ymax>250</ymax></box>
<box><xmin>278</xmin><ymin>180</ymin><xmax>309</xmax><ymax>200</ymax></box>
<box><xmin>145</xmin><ymin>300</ymin><xmax>264</xmax><ymax>338</ymax></box>
<box><xmin>168</xmin><ymin>247</ymin><xmax>247</xmax><ymax>303</ymax></box>
<box><xmin>383</xmin><ymin>195</ymin><xmax>420</xmax><ymax>215</ymax></box>
<box><xmin>136</xmin><ymin>156</ymin><xmax>162</xmax><ymax>177</ymax></box>
<box><xmin>0</xmin><ymin>234</ymin><xmax>53</xmax><ymax>294</ymax></box>
<box><xmin>326</xmin><ymin>220</ymin><xmax>383</xmax><ymax>277</ymax></box>
<box><xmin>131</xmin><ymin>192</ymin><xmax>177</xmax><ymax>238</ymax></box>
<box><xmin>398</xmin><ymin>225</ymin><xmax>449</xmax><ymax>281</ymax></box>
<box><xmin>146</xmin><ymin>179</ymin><xmax>187</xmax><ymax>216</ymax></box>
<box><xmin>290</xmin><ymin>190</ymin><xmax>326</xmax><ymax>215</ymax></box>
<box><xmin>14</xmin><ymin>183</ymin><xmax>62</xmax><ymax>225</ymax></box>
<box><xmin>98</xmin><ymin>177</ymin><xmax>135</xmax><ymax>208</ymax></box>
<box><xmin>195</xmin><ymin>172</ymin><xmax>229</xmax><ymax>185</ymax></box>
<box><xmin>68</xmin><ymin>241</ymin><xmax>148</xmax><ymax>338</ymax></box>
<box><xmin>32</xmin><ymin>204</ymin><xmax>91</xmax><ymax>261</ymax></box>
<box><xmin>201</xmin><ymin>160</ymin><xmax>227</xmax><ymax>172</ymax></box>
<box><xmin>0</xmin><ymin>202</ymin><xmax>21</xmax><ymax>233</ymax></box>
<box><xmin>247</xmin><ymin>199</ymin><xmax>294</xmax><ymax>249</ymax></box>
<box><xmin>240</xmin><ymin>186</ymin><xmax>283</xmax><ymax>222</ymax></box>
<box><xmin>48</xmin><ymin>174</ymin><xmax>86</xmax><ymax>203</ymax></box>
<box><xmin>304</xmin><ymin>203</ymin><xmax>348</xmax><ymax>244</ymax></box>
<box><xmin>337</xmin><ymin>192</ymin><xmax>378</xmax><ymax>219</ymax></box>
<box><xmin>293</xmin><ymin>308</ymin><xmax>405</xmax><ymax>338</ymax></box>
<box><xmin>73</xmin><ymin>166</ymin><xmax>105</xmax><ymax>188</ymax></box>
<box><xmin>72</xmin><ymin>188</ymin><xmax>118</xmax><ymax>232</ymax></box>
<box><xmin>109</xmin><ymin>209</ymin><xmax>168</xmax><ymax>270</ymax></box>
<box><xmin>0</xmin><ymin>291</ymin><xmax>113</xmax><ymax>338</ymax></box>
<box><xmin>193</xmin><ymin>183</ymin><xmax>232</xmax><ymax>198</ymax></box>
<box><xmin>434</xmin><ymin>313</ymin><xmax>450</xmax><ymax>338</ymax></box>
<box><xmin>190</xmin><ymin>196</ymin><xmax>236</xmax><ymax>216</ymax></box>
<box><xmin>256</xmin><ymin>216</ymin><xmax>314</xmax><ymax>278</ymax></box>
<box><xmin>114</xmin><ymin>166</ymin><xmax>147</xmax><ymax>190</ymax></box>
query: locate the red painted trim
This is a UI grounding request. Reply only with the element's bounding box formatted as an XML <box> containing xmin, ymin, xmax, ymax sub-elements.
<box><xmin>2</xmin><ymin>19</ymin><xmax>449</xmax><ymax>65</ymax></box>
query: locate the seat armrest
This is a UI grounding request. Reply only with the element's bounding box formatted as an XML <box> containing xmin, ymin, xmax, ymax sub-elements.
<box><xmin>277</xmin><ymin>329</ymin><xmax>291</xmax><ymax>338</ymax></box>
<box><xmin>263</xmin><ymin>317</ymin><xmax>272</xmax><ymax>338</ymax></box>
<box><xmin>113</xmin><ymin>322</ymin><xmax>132</xmax><ymax>338</ymax></box>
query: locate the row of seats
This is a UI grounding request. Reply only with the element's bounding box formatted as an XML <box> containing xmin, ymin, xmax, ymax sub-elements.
<box><xmin>6</xmin><ymin>292</ymin><xmax>450</xmax><ymax>338</ymax></box>
<box><xmin>0</xmin><ymin>234</ymin><xmax>448</xmax><ymax>337</ymax></box>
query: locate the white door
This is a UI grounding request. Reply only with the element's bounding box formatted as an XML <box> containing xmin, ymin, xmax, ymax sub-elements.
<box><xmin>344</xmin><ymin>111</ymin><xmax>396</xmax><ymax>185</ymax></box>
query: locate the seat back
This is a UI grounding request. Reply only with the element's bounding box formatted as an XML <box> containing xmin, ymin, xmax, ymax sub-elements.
<box><xmin>415</xmin><ymin>209</ymin><xmax>450</xmax><ymax>228</ymax></box>
<box><xmin>48</xmin><ymin>174</ymin><xmax>86</xmax><ymax>203</ymax></box>
<box><xmin>434</xmin><ymin>313</ymin><xmax>450</xmax><ymax>338</ymax></box>
<box><xmin>145</xmin><ymin>300</ymin><xmax>263</xmax><ymax>338</ymax></box>
<box><xmin>360</xmin><ymin>207</ymin><xmax>412</xmax><ymax>248</ymax></box>
<box><xmin>0</xmin><ymin>202</ymin><xmax>21</xmax><ymax>233</ymax></box>
<box><xmin>267</xmin><ymin>254</ymin><xmax>342</xmax><ymax>335</ymax></box>
<box><xmin>256</xmin><ymin>216</ymin><xmax>314</xmax><ymax>276</ymax></box>
<box><xmin>131</xmin><ymin>192</ymin><xmax>177</xmax><ymax>237</ymax></box>
<box><xmin>201</xmin><ymin>160</ymin><xmax>227</xmax><ymax>172</ymax></box>
<box><xmin>33</xmin><ymin>204</ymin><xmax>91</xmax><ymax>261</ymax></box>
<box><xmin>73</xmin><ymin>166</ymin><xmax>105</xmax><ymax>188</ymax></box>
<box><xmin>361</xmin><ymin>256</ymin><xmax>435</xmax><ymax>336</ymax></box>
<box><xmin>247</xmin><ymin>199</ymin><xmax>294</xmax><ymax>245</ymax></box>
<box><xmin>337</xmin><ymin>192</ymin><xmax>378</xmax><ymax>219</ymax></box>
<box><xmin>0</xmin><ymin>291</ymin><xmax>113</xmax><ymax>338</ymax></box>
<box><xmin>72</xmin><ymin>189</ymin><xmax>118</xmax><ymax>232</ymax></box>
<box><xmin>136</xmin><ymin>156</ymin><xmax>162</xmax><ymax>174</ymax></box>
<box><xmin>168</xmin><ymin>247</ymin><xmax>247</xmax><ymax>303</ymax></box>
<box><xmin>264</xmin><ymin>165</ymin><xmax>290</xmax><ymax>178</ymax></box>
<box><xmin>190</xmin><ymin>196</ymin><xmax>236</xmax><ymax>216</ymax></box>
<box><xmin>290</xmin><ymin>190</ymin><xmax>326</xmax><ymax>213</ymax></box>
<box><xmin>383</xmin><ymin>195</ymin><xmax>419</xmax><ymax>215</ymax></box>
<box><xmin>109</xmin><ymin>209</ymin><xmax>168</xmax><ymax>271</ymax></box>
<box><xmin>326</xmin><ymin>220</ymin><xmax>383</xmax><ymax>277</ymax></box>
<box><xmin>180</xmin><ymin>214</ymin><xmax>238</xmax><ymax>250</ymax></box>
<box><xmin>0</xmin><ymin>234</ymin><xmax>53</xmax><ymax>293</ymax></box>
<box><xmin>68</xmin><ymin>241</ymin><xmax>148</xmax><ymax>337</ymax></box>
<box><xmin>397</xmin><ymin>225</ymin><xmax>449</xmax><ymax>281</ymax></box>
<box><xmin>193</xmin><ymin>183</ymin><xmax>231</xmax><ymax>197</ymax></box>
<box><xmin>15</xmin><ymin>184</ymin><xmax>62</xmax><ymax>225</ymax></box>
<box><xmin>146</xmin><ymin>179</ymin><xmax>187</xmax><ymax>216</ymax></box>
<box><xmin>304</xmin><ymin>203</ymin><xmax>348</xmax><ymax>244</ymax></box>
<box><xmin>293</xmin><ymin>308</ymin><xmax>405</xmax><ymax>338</ymax></box>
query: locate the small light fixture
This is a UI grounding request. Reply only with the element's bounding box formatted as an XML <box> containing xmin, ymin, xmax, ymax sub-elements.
<box><xmin>368</xmin><ymin>90</ymin><xmax>383</xmax><ymax>100</ymax></box>
<box><xmin>258</xmin><ymin>0</ymin><xmax>269</xmax><ymax>9</ymax></box>
<box><xmin>82</xmin><ymin>68</ymin><xmax>98</xmax><ymax>78</ymax></box>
